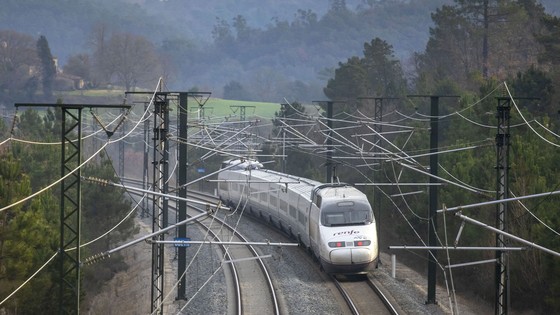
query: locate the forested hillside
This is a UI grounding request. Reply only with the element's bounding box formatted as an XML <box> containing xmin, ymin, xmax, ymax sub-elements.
<box><xmin>1</xmin><ymin>0</ymin><xmax>558</xmax><ymax>102</ymax></box>
<box><xmin>0</xmin><ymin>0</ymin><xmax>449</xmax><ymax>101</ymax></box>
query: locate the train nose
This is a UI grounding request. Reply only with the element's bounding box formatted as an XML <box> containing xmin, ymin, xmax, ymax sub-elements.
<box><xmin>329</xmin><ymin>248</ymin><xmax>372</xmax><ymax>264</ymax></box>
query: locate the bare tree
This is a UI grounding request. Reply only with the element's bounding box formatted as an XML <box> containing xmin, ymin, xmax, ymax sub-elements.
<box><xmin>63</xmin><ymin>53</ymin><xmax>91</xmax><ymax>83</ymax></box>
<box><xmin>89</xmin><ymin>23</ymin><xmax>112</xmax><ymax>87</ymax></box>
<box><xmin>104</xmin><ymin>32</ymin><xmax>162</xmax><ymax>91</ymax></box>
<box><xmin>0</xmin><ymin>30</ymin><xmax>38</xmax><ymax>100</ymax></box>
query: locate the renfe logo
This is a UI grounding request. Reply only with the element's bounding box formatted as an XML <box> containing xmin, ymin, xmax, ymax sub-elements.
<box><xmin>333</xmin><ymin>229</ymin><xmax>359</xmax><ymax>237</ymax></box>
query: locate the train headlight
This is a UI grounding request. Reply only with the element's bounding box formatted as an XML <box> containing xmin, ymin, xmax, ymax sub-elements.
<box><xmin>353</xmin><ymin>240</ymin><xmax>371</xmax><ymax>246</ymax></box>
<box><xmin>328</xmin><ymin>241</ymin><xmax>346</xmax><ymax>248</ymax></box>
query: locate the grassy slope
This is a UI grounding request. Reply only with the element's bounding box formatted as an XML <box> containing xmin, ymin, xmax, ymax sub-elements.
<box><xmin>200</xmin><ymin>98</ymin><xmax>280</xmax><ymax>121</ymax></box>
<box><xmin>58</xmin><ymin>89</ymin><xmax>281</xmax><ymax>120</ymax></box>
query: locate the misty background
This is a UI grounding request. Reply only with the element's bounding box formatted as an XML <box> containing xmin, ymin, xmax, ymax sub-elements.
<box><xmin>3</xmin><ymin>0</ymin><xmax>557</xmax><ymax>102</ymax></box>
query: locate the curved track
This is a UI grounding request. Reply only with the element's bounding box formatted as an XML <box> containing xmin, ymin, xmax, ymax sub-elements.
<box><xmin>184</xmin><ymin>198</ymin><xmax>280</xmax><ymax>315</ymax></box>
<box><xmin>125</xmin><ymin>182</ymin><xmax>280</xmax><ymax>315</ymax></box>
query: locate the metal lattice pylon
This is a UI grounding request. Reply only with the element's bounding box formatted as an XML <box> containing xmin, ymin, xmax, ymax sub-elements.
<box><xmin>495</xmin><ymin>97</ymin><xmax>511</xmax><ymax>315</ymax></box>
<box><xmin>15</xmin><ymin>102</ymin><xmax>130</xmax><ymax>314</ymax></box>
<box><xmin>151</xmin><ymin>93</ymin><xmax>169</xmax><ymax>314</ymax></box>
<box><xmin>60</xmin><ymin>106</ymin><xmax>82</xmax><ymax>314</ymax></box>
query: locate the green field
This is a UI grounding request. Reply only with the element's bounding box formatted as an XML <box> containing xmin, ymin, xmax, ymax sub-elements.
<box><xmin>194</xmin><ymin>98</ymin><xmax>281</xmax><ymax>121</ymax></box>
<box><xmin>57</xmin><ymin>89</ymin><xmax>282</xmax><ymax>121</ymax></box>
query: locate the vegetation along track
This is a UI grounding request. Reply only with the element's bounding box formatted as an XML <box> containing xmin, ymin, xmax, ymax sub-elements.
<box><xmin>332</xmin><ymin>274</ymin><xmax>400</xmax><ymax>315</ymax></box>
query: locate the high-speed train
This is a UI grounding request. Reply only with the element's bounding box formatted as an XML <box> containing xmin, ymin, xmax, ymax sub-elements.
<box><xmin>217</xmin><ymin>159</ymin><xmax>378</xmax><ymax>274</ymax></box>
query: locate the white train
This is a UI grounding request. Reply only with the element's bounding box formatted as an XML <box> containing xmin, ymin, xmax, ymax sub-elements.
<box><xmin>217</xmin><ymin>159</ymin><xmax>378</xmax><ymax>274</ymax></box>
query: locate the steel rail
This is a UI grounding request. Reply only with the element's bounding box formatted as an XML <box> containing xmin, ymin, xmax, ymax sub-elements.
<box><xmin>178</xmin><ymin>202</ymin><xmax>242</xmax><ymax>315</ymax></box>
<box><xmin>172</xmin><ymin>196</ymin><xmax>280</xmax><ymax>315</ymax></box>
<box><xmin>367</xmin><ymin>277</ymin><xmax>400</xmax><ymax>315</ymax></box>
<box><xmin>331</xmin><ymin>275</ymin><xmax>400</xmax><ymax>315</ymax></box>
<box><xmin>126</xmin><ymin>187</ymin><xmax>280</xmax><ymax>314</ymax></box>
<box><xmin>330</xmin><ymin>276</ymin><xmax>359</xmax><ymax>315</ymax></box>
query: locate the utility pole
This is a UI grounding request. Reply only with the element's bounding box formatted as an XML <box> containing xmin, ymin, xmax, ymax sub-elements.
<box><xmin>493</xmin><ymin>94</ymin><xmax>537</xmax><ymax>314</ymax></box>
<box><xmin>125</xmin><ymin>91</ymin><xmax>170</xmax><ymax>314</ymax></box>
<box><xmin>127</xmin><ymin>90</ymin><xmax>210</xmax><ymax>310</ymax></box>
<box><xmin>176</xmin><ymin>92</ymin><xmax>210</xmax><ymax>300</ymax></box>
<box><xmin>230</xmin><ymin>104</ymin><xmax>255</xmax><ymax>122</ymax></box>
<box><xmin>280</xmin><ymin>103</ymin><xmax>288</xmax><ymax>174</ymax></box>
<box><xmin>313</xmin><ymin>101</ymin><xmax>336</xmax><ymax>183</ymax></box>
<box><xmin>358</xmin><ymin>96</ymin><xmax>398</xmax><ymax>266</ymax></box>
<box><xmin>119</xmin><ymin>107</ymin><xmax>126</xmax><ymax>179</ymax></box>
<box><xmin>427</xmin><ymin>96</ymin><xmax>439</xmax><ymax>304</ymax></box>
<box><xmin>15</xmin><ymin>102</ymin><xmax>130</xmax><ymax>315</ymax></box>
<box><xmin>230</xmin><ymin>105</ymin><xmax>256</xmax><ymax>155</ymax></box>
<box><xmin>408</xmin><ymin>94</ymin><xmax>458</xmax><ymax>305</ymax></box>
<box><xmin>373</xmin><ymin>97</ymin><xmax>383</xmax><ymax>266</ymax></box>
<box><xmin>326</xmin><ymin>101</ymin><xmax>333</xmax><ymax>183</ymax></box>
<box><xmin>495</xmin><ymin>96</ymin><xmax>511</xmax><ymax>315</ymax></box>
<box><xmin>143</xmin><ymin>100</ymin><xmax>150</xmax><ymax>218</ymax></box>
<box><xmin>92</xmin><ymin>108</ymin><xmax>98</xmax><ymax>155</ymax></box>
<box><xmin>151</xmin><ymin>92</ymin><xmax>169</xmax><ymax>315</ymax></box>
<box><xmin>177</xmin><ymin>92</ymin><xmax>188</xmax><ymax>300</ymax></box>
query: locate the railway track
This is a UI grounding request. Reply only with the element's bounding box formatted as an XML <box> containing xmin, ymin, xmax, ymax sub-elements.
<box><xmin>332</xmin><ymin>274</ymin><xmax>400</xmax><ymax>315</ymax></box>
<box><xmin>118</xmin><ymin>178</ymin><xmax>398</xmax><ymax>314</ymax></box>
<box><xmin>124</xmin><ymin>181</ymin><xmax>281</xmax><ymax>315</ymax></box>
<box><xmin>181</xmin><ymin>200</ymin><xmax>280</xmax><ymax>314</ymax></box>
<box><xmin>188</xmin><ymin>190</ymin><xmax>399</xmax><ymax>315</ymax></box>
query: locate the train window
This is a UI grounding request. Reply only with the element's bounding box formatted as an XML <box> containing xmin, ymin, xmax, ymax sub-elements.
<box><xmin>298</xmin><ymin>210</ymin><xmax>307</xmax><ymax>225</ymax></box>
<box><xmin>289</xmin><ymin>205</ymin><xmax>297</xmax><ymax>218</ymax></box>
<box><xmin>280</xmin><ymin>199</ymin><xmax>287</xmax><ymax>212</ymax></box>
<box><xmin>270</xmin><ymin>195</ymin><xmax>278</xmax><ymax>207</ymax></box>
<box><xmin>337</xmin><ymin>201</ymin><xmax>354</xmax><ymax>207</ymax></box>
<box><xmin>320</xmin><ymin>202</ymin><xmax>373</xmax><ymax>227</ymax></box>
<box><xmin>232</xmin><ymin>183</ymin><xmax>238</xmax><ymax>191</ymax></box>
<box><xmin>325</xmin><ymin>214</ymin><xmax>345</xmax><ymax>225</ymax></box>
<box><xmin>349</xmin><ymin>209</ymin><xmax>370</xmax><ymax>222</ymax></box>
<box><xmin>219</xmin><ymin>182</ymin><xmax>228</xmax><ymax>191</ymax></box>
<box><xmin>260</xmin><ymin>192</ymin><xmax>267</xmax><ymax>202</ymax></box>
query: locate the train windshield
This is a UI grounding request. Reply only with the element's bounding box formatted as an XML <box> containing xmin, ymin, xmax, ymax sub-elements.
<box><xmin>321</xmin><ymin>201</ymin><xmax>373</xmax><ymax>227</ymax></box>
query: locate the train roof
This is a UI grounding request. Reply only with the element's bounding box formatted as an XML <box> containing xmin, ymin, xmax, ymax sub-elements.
<box><xmin>316</xmin><ymin>185</ymin><xmax>365</xmax><ymax>199</ymax></box>
<box><xmin>221</xmin><ymin>159</ymin><xmax>321</xmax><ymax>198</ymax></box>
<box><xmin>249</xmin><ymin>168</ymin><xmax>320</xmax><ymax>199</ymax></box>
<box><xmin>221</xmin><ymin>159</ymin><xmax>364</xmax><ymax>201</ymax></box>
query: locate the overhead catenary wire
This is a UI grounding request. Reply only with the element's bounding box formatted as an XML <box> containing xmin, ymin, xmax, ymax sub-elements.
<box><xmin>0</xmin><ymin>252</ymin><xmax>58</xmax><ymax>307</ymax></box>
<box><xmin>455</xmin><ymin>212</ymin><xmax>560</xmax><ymax>257</ymax></box>
<box><xmin>163</xmin><ymin>182</ymin><xmax>255</xmax><ymax>313</ymax></box>
<box><xmin>437</xmin><ymin>189</ymin><xmax>560</xmax><ymax>213</ymax></box>
<box><xmin>505</xmin><ymin>82</ymin><xmax>560</xmax><ymax>148</ymax></box>
<box><xmin>396</xmin><ymin>161</ymin><xmax>486</xmax><ymax>195</ymax></box>
<box><xmin>172</xmin><ymin>96</ymin><xmax>500</xmax><ymax>313</ymax></box>
<box><xmin>6</xmin><ymin>74</ymin><xmax>558</xmax><ymax>313</ymax></box>
<box><xmin>509</xmin><ymin>190</ymin><xmax>560</xmax><ymax>237</ymax></box>
<box><xmin>0</xmin><ymin>97</ymin><xmax>153</xmax><ymax>213</ymax></box>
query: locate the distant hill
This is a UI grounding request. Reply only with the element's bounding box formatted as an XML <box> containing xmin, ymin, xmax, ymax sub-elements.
<box><xmin>121</xmin><ymin>0</ymin><xmax>448</xmax><ymax>58</ymax></box>
<box><xmin>1</xmin><ymin>0</ymin><xmax>558</xmax><ymax>101</ymax></box>
<box><xmin>0</xmin><ymin>0</ymin><xmax>177</xmax><ymax>60</ymax></box>
<box><xmin>121</xmin><ymin>0</ymin><xmax>376</xmax><ymax>40</ymax></box>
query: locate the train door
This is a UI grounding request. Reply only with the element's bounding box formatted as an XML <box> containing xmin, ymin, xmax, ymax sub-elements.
<box><xmin>309</xmin><ymin>203</ymin><xmax>320</xmax><ymax>254</ymax></box>
<box><xmin>217</xmin><ymin>172</ymin><xmax>228</xmax><ymax>201</ymax></box>
<box><xmin>295</xmin><ymin>195</ymin><xmax>310</xmax><ymax>247</ymax></box>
